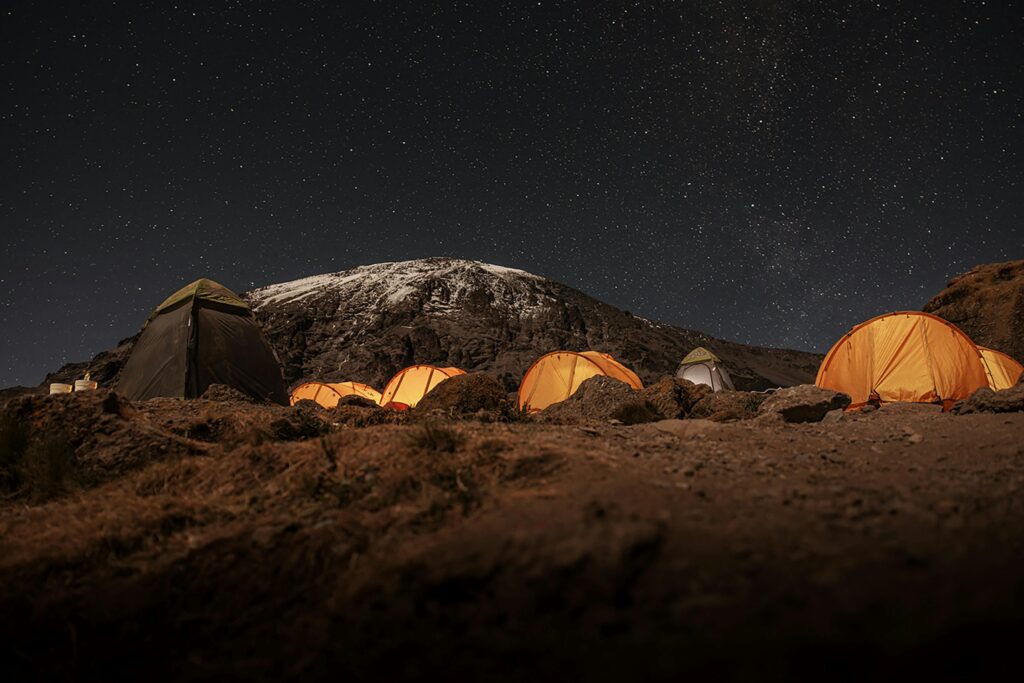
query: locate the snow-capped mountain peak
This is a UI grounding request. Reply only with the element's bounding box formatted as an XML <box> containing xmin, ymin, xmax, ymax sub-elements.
<box><xmin>248</xmin><ymin>258</ymin><xmax>547</xmax><ymax>317</ymax></box>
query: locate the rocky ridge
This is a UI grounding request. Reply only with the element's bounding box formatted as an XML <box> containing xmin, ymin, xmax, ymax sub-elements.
<box><xmin>45</xmin><ymin>258</ymin><xmax>822</xmax><ymax>393</ymax></box>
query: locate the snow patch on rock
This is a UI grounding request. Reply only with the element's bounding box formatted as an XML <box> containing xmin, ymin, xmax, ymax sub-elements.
<box><xmin>248</xmin><ymin>258</ymin><xmax>550</xmax><ymax>318</ymax></box>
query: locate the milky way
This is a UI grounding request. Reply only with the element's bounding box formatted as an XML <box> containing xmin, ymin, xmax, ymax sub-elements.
<box><xmin>2</xmin><ymin>1</ymin><xmax>1020</xmax><ymax>386</ymax></box>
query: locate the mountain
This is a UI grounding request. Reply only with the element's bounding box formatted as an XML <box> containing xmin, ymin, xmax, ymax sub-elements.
<box><xmin>923</xmin><ymin>259</ymin><xmax>1024</xmax><ymax>362</ymax></box>
<box><xmin>246</xmin><ymin>258</ymin><xmax>819</xmax><ymax>391</ymax></box>
<box><xmin>41</xmin><ymin>258</ymin><xmax>821</xmax><ymax>393</ymax></box>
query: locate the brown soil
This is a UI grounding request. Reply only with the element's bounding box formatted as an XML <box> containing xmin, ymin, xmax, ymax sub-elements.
<box><xmin>1</xmin><ymin>392</ymin><xmax>1023</xmax><ymax>680</ymax></box>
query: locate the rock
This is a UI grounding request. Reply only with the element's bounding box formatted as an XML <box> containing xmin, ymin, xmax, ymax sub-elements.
<box><xmin>336</xmin><ymin>395</ymin><xmax>380</xmax><ymax>409</ymax></box>
<box><xmin>757</xmin><ymin>385</ymin><xmax>852</xmax><ymax>423</ymax></box>
<box><xmin>953</xmin><ymin>379</ymin><xmax>1024</xmax><ymax>414</ymax></box>
<box><xmin>689</xmin><ymin>390</ymin><xmax>768</xmax><ymax>422</ymax></box>
<box><xmin>539</xmin><ymin>376</ymin><xmax>658</xmax><ymax>424</ymax></box>
<box><xmin>416</xmin><ymin>373</ymin><xmax>509</xmax><ymax>416</ymax></box>
<box><xmin>923</xmin><ymin>259</ymin><xmax>1024</xmax><ymax>364</ymax></box>
<box><xmin>638</xmin><ymin>377</ymin><xmax>713</xmax><ymax>419</ymax></box>
<box><xmin>292</xmin><ymin>398</ymin><xmax>323</xmax><ymax>410</ymax></box>
<box><xmin>822</xmin><ymin>409</ymin><xmax>845</xmax><ymax>423</ymax></box>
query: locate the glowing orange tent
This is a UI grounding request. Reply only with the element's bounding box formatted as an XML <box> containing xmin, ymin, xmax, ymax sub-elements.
<box><xmin>979</xmin><ymin>347</ymin><xmax>1023</xmax><ymax>391</ymax></box>
<box><xmin>518</xmin><ymin>351</ymin><xmax>643</xmax><ymax>412</ymax></box>
<box><xmin>378</xmin><ymin>365</ymin><xmax>466</xmax><ymax>408</ymax></box>
<box><xmin>815</xmin><ymin>311</ymin><xmax>988</xmax><ymax>410</ymax></box>
<box><xmin>289</xmin><ymin>381</ymin><xmax>382</xmax><ymax>408</ymax></box>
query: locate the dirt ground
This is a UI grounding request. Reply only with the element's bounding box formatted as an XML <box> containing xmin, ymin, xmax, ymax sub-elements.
<box><xmin>1</xmin><ymin>392</ymin><xmax>1023</xmax><ymax>681</ymax></box>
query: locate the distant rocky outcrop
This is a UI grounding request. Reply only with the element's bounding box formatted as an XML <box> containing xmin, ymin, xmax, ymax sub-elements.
<box><xmin>43</xmin><ymin>335</ymin><xmax>137</xmax><ymax>388</ymax></box>
<box><xmin>924</xmin><ymin>259</ymin><xmax>1024</xmax><ymax>362</ymax></box>
<box><xmin>40</xmin><ymin>258</ymin><xmax>822</xmax><ymax>393</ymax></box>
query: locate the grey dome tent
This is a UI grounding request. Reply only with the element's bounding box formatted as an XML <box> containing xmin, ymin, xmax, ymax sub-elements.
<box><xmin>675</xmin><ymin>347</ymin><xmax>735</xmax><ymax>392</ymax></box>
<box><xmin>117</xmin><ymin>278</ymin><xmax>288</xmax><ymax>404</ymax></box>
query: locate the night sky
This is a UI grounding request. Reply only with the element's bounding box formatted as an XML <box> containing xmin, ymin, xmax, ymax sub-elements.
<box><xmin>2</xmin><ymin>1</ymin><xmax>1020</xmax><ymax>387</ymax></box>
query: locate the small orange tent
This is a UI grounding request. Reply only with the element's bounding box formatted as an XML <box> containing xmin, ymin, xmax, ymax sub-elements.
<box><xmin>815</xmin><ymin>311</ymin><xmax>988</xmax><ymax>410</ymax></box>
<box><xmin>518</xmin><ymin>351</ymin><xmax>643</xmax><ymax>412</ymax></box>
<box><xmin>378</xmin><ymin>365</ymin><xmax>466</xmax><ymax>408</ymax></box>
<box><xmin>289</xmin><ymin>381</ymin><xmax>382</xmax><ymax>408</ymax></box>
<box><xmin>978</xmin><ymin>347</ymin><xmax>1023</xmax><ymax>391</ymax></box>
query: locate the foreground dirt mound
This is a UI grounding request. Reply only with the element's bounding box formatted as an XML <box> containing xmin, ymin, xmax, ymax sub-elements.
<box><xmin>638</xmin><ymin>377</ymin><xmax>712</xmax><ymax>419</ymax></box>
<box><xmin>953</xmin><ymin>377</ymin><xmax>1024</xmax><ymax>414</ymax></box>
<box><xmin>137</xmin><ymin>394</ymin><xmax>333</xmax><ymax>445</ymax></box>
<box><xmin>1</xmin><ymin>401</ymin><xmax>1023</xmax><ymax>680</ymax></box>
<box><xmin>923</xmin><ymin>259</ymin><xmax>1024</xmax><ymax>361</ymax></box>
<box><xmin>416</xmin><ymin>373</ymin><xmax>512</xmax><ymax>417</ymax></box>
<box><xmin>539</xmin><ymin>376</ymin><xmax>660</xmax><ymax>424</ymax></box>
<box><xmin>0</xmin><ymin>391</ymin><xmax>202</xmax><ymax>500</ymax></box>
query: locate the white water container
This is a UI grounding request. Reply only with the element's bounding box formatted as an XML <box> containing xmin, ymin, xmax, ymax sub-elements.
<box><xmin>50</xmin><ymin>383</ymin><xmax>73</xmax><ymax>395</ymax></box>
<box><xmin>74</xmin><ymin>379</ymin><xmax>98</xmax><ymax>392</ymax></box>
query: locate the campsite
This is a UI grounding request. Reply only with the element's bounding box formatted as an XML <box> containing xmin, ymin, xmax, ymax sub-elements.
<box><xmin>1</xmin><ymin>258</ymin><xmax>1023</xmax><ymax>680</ymax></box>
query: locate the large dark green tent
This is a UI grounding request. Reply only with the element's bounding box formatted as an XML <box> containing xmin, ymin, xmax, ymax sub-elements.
<box><xmin>117</xmin><ymin>278</ymin><xmax>288</xmax><ymax>404</ymax></box>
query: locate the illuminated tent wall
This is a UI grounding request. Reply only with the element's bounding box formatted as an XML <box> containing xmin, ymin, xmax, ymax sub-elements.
<box><xmin>815</xmin><ymin>311</ymin><xmax>987</xmax><ymax>410</ymax></box>
<box><xmin>978</xmin><ymin>347</ymin><xmax>1023</xmax><ymax>391</ymax></box>
<box><xmin>118</xmin><ymin>278</ymin><xmax>288</xmax><ymax>404</ymax></box>
<box><xmin>378</xmin><ymin>365</ymin><xmax>466</xmax><ymax>408</ymax></box>
<box><xmin>675</xmin><ymin>346</ymin><xmax>735</xmax><ymax>391</ymax></box>
<box><xmin>518</xmin><ymin>351</ymin><xmax>643</xmax><ymax>412</ymax></box>
<box><xmin>290</xmin><ymin>381</ymin><xmax>382</xmax><ymax>407</ymax></box>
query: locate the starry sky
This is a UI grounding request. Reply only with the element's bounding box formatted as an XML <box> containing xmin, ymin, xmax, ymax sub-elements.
<box><xmin>2</xmin><ymin>1</ymin><xmax>1021</xmax><ymax>387</ymax></box>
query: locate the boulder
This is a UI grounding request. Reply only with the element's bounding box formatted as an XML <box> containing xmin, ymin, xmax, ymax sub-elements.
<box><xmin>638</xmin><ymin>377</ymin><xmax>713</xmax><ymax>419</ymax></box>
<box><xmin>336</xmin><ymin>395</ymin><xmax>380</xmax><ymax>409</ymax></box>
<box><xmin>953</xmin><ymin>377</ymin><xmax>1024</xmax><ymax>414</ymax></box>
<box><xmin>757</xmin><ymin>385</ymin><xmax>852</xmax><ymax>423</ymax></box>
<box><xmin>416</xmin><ymin>373</ymin><xmax>509</xmax><ymax>416</ymax></box>
<box><xmin>539</xmin><ymin>376</ymin><xmax>658</xmax><ymax>424</ymax></box>
<box><xmin>689</xmin><ymin>390</ymin><xmax>767</xmax><ymax>422</ymax></box>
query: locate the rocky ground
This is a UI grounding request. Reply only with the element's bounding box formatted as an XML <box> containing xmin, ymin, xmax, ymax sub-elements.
<box><xmin>2</xmin><ymin>377</ymin><xmax>1024</xmax><ymax>681</ymax></box>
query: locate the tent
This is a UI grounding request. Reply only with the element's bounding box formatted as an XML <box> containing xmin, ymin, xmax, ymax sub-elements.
<box><xmin>117</xmin><ymin>278</ymin><xmax>288</xmax><ymax>404</ymax></box>
<box><xmin>289</xmin><ymin>381</ymin><xmax>382</xmax><ymax>407</ymax></box>
<box><xmin>675</xmin><ymin>347</ymin><xmax>735</xmax><ymax>391</ymax></box>
<box><xmin>378</xmin><ymin>365</ymin><xmax>466</xmax><ymax>409</ymax></box>
<box><xmin>978</xmin><ymin>347</ymin><xmax>1023</xmax><ymax>391</ymax></box>
<box><xmin>517</xmin><ymin>351</ymin><xmax>643</xmax><ymax>412</ymax></box>
<box><xmin>815</xmin><ymin>311</ymin><xmax>987</xmax><ymax>410</ymax></box>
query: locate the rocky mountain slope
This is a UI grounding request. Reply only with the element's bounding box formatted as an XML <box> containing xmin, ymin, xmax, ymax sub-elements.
<box><xmin>924</xmin><ymin>259</ymin><xmax>1024</xmax><ymax>362</ymax></box>
<box><xmin>246</xmin><ymin>258</ymin><xmax>819</xmax><ymax>391</ymax></box>
<box><xmin>41</xmin><ymin>258</ymin><xmax>821</xmax><ymax>392</ymax></box>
